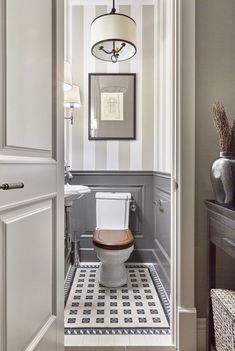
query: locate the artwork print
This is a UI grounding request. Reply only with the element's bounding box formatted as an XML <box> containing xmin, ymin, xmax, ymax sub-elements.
<box><xmin>100</xmin><ymin>92</ymin><xmax>124</xmax><ymax>121</ymax></box>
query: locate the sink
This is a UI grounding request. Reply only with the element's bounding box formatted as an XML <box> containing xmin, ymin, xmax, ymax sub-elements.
<box><xmin>64</xmin><ymin>184</ymin><xmax>91</xmax><ymax>205</ymax></box>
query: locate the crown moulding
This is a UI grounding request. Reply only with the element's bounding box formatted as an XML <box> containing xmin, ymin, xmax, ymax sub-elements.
<box><xmin>69</xmin><ymin>0</ymin><xmax>156</xmax><ymax>6</ymax></box>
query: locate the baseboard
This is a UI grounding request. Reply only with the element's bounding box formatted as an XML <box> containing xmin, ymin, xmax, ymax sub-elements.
<box><xmin>79</xmin><ymin>248</ymin><xmax>157</xmax><ymax>264</ymax></box>
<box><xmin>178</xmin><ymin>308</ymin><xmax>197</xmax><ymax>351</ymax></box>
<box><xmin>197</xmin><ymin>318</ymin><xmax>206</xmax><ymax>351</ymax></box>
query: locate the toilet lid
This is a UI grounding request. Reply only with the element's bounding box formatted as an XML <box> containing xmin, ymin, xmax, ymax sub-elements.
<box><xmin>93</xmin><ymin>229</ymin><xmax>134</xmax><ymax>250</ymax></box>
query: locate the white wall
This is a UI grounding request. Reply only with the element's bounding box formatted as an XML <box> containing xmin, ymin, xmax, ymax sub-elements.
<box><xmin>195</xmin><ymin>0</ymin><xmax>235</xmax><ymax>317</ymax></box>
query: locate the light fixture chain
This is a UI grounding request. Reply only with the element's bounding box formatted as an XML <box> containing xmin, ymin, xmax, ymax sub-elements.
<box><xmin>111</xmin><ymin>0</ymin><xmax>116</xmax><ymax>13</ymax></box>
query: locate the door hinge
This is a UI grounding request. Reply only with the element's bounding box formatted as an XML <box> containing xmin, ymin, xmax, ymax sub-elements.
<box><xmin>174</xmin><ymin>179</ymin><xmax>178</xmax><ymax>191</ymax></box>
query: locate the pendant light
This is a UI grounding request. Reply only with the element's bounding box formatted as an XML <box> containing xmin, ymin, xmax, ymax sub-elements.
<box><xmin>91</xmin><ymin>0</ymin><xmax>137</xmax><ymax>63</ymax></box>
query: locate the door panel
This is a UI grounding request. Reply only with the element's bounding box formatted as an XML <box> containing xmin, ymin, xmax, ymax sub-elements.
<box><xmin>6</xmin><ymin>0</ymin><xmax>52</xmax><ymax>151</ymax></box>
<box><xmin>0</xmin><ymin>163</ymin><xmax>56</xmax><ymax>211</ymax></box>
<box><xmin>0</xmin><ymin>0</ymin><xmax>64</xmax><ymax>350</ymax></box>
<box><xmin>1</xmin><ymin>201</ymin><xmax>55</xmax><ymax>351</ymax></box>
<box><xmin>34</xmin><ymin>322</ymin><xmax>57</xmax><ymax>351</ymax></box>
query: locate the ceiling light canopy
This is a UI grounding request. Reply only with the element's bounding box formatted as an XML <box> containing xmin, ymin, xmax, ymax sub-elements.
<box><xmin>91</xmin><ymin>0</ymin><xmax>137</xmax><ymax>63</ymax></box>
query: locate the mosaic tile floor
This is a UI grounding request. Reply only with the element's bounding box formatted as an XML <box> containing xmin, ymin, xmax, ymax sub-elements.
<box><xmin>64</xmin><ymin>264</ymin><xmax>170</xmax><ymax>336</ymax></box>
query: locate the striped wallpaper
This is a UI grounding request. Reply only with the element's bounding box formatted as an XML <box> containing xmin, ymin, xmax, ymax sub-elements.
<box><xmin>66</xmin><ymin>0</ymin><xmax>171</xmax><ymax>173</ymax></box>
<box><xmin>154</xmin><ymin>0</ymin><xmax>172</xmax><ymax>173</ymax></box>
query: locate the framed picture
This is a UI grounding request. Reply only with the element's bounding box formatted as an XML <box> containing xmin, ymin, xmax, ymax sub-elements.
<box><xmin>88</xmin><ymin>73</ymin><xmax>136</xmax><ymax>140</ymax></box>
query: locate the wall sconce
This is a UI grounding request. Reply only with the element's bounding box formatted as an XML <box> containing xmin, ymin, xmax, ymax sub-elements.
<box><xmin>64</xmin><ymin>61</ymin><xmax>72</xmax><ymax>91</ymax></box>
<box><xmin>64</xmin><ymin>85</ymin><xmax>81</xmax><ymax>125</ymax></box>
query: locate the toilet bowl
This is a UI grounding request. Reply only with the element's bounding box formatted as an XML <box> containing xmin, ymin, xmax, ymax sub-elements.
<box><xmin>93</xmin><ymin>192</ymin><xmax>134</xmax><ymax>287</ymax></box>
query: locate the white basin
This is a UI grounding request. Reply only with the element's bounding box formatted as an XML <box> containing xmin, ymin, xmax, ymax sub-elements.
<box><xmin>64</xmin><ymin>184</ymin><xmax>91</xmax><ymax>205</ymax></box>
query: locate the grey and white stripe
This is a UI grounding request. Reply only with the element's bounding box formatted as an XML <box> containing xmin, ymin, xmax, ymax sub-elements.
<box><xmin>106</xmin><ymin>29</ymin><xmax>120</xmax><ymax>170</ymax></box>
<box><xmin>83</xmin><ymin>5</ymin><xmax>96</xmax><ymax>170</ymax></box>
<box><xmin>94</xmin><ymin>6</ymin><xmax>108</xmax><ymax>170</ymax></box>
<box><xmin>71</xmin><ymin>6</ymin><xmax>84</xmax><ymax>170</ymax></box>
<box><xmin>68</xmin><ymin>1</ymin><xmax>170</xmax><ymax>173</ymax></box>
<box><xmin>142</xmin><ymin>5</ymin><xmax>154</xmax><ymax>170</ymax></box>
<box><xmin>118</xmin><ymin>5</ymin><xmax>131</xmax><ymax>170</ymax></box>
<box><xmin>154</xmin><ymin>0</ymin><xmax>172</xmax><ymax>173</ymax></box>
<box><xmin>130</xmin><ymin>4</ymin><xmax>142</xmax><ymax>170</ymax></box>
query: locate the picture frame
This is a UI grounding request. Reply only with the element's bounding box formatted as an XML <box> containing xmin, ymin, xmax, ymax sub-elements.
<box><xmin>88</xmin><ymin>73</ymin><xmax>136</xmax><ymax>140</ymax></box>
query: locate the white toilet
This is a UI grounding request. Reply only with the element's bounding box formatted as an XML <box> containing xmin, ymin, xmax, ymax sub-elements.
<box><xmin>93</xmin><ymin>192</ymin><xmax>134</xmax><ymax>287</ymax></box>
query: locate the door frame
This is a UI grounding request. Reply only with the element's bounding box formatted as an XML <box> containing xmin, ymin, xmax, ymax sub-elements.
<box><xmin>64</xmin><ymin>0</ymin><xmax>197</xmax><ymax>349</ymax></box>
<box><xmin>55</xmin><ymin>0</ymin><xmax>65</xmax><ymax>349</ymax></box>
<box><xmin>171</xmin><ymin>0</ymin><xmax>197</xmax><ymax>349</ymax></box>
<box><xmin>0</xmin><ymin>0</ymin><xmax>65</xmax><ymax>349</ymax></box>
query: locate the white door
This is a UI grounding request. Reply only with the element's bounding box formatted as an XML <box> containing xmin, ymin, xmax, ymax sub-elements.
<box><xmin>0</xmin><ymin>1</ymin><xmax>64</xmax><ymax>350</ymax></box>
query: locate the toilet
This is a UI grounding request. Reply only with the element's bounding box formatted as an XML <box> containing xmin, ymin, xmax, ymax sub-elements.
<box><xmin>93</xmin><ymin>192</ymin><xmax>134</xmax><ymax>287</ymax></box>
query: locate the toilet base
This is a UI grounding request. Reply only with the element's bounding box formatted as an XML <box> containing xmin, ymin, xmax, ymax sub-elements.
<box><xmin>94</xmin><ymin>244</ymin><xmax>134</xmax><ymax>288</ymax></box>
<box><xmin>98</xmin><ymin>262</ymin><xmax>127</xmax><ymax>288</ymax></box>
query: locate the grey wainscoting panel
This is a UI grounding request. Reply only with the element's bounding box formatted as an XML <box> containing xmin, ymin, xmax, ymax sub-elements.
<box><xmin>153</xmin><ymin>172</ymin><xmax>171</xmax><ymax>293</ymax></box>
<box><xmin>70</xmin><ymin>171</ymin><xmax>155</xmax><ymax>262</ymax></box>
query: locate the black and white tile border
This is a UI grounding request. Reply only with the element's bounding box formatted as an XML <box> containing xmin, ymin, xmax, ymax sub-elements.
<box><xmin>65</xmin><ymin>327</ymin><xmax>170</xmax><ymax>336</ymax></box>
<box><xmin>148</xmin><ymin>265</ymin><xmax>171</xmax><ymax>321</ymax></box>
<box><xmin>64</xmin><ymin>264</ymin><xmax>171</xmax><ymax>336</ymax></box>
<box><xmin>64</xmin><ymin>265</ymin><xmax>76</xmax><ymax>306</ymax></box>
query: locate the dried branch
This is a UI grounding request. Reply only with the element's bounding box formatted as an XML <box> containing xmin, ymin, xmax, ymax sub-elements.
<box><xmin>212</xmin><ymin>102</ymin><xmax>231</xmax><ymax>152</ymax></box>
<box><xmin>230</xmin><ymin>120</ymin><xmax>235</xmax><ymax>153</ymax></box>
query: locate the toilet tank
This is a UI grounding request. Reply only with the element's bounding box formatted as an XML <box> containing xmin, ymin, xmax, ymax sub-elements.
<box><xmin>96</xmin><ymin>192</ymin><xmax>131</xmax><ymax>229</ymax></box>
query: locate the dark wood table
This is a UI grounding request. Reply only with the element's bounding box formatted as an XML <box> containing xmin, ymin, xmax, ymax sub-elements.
<box><xmin>205</xmin><ymin>201</ymin><xmax>235</xmax><ymax>351</ymax></box>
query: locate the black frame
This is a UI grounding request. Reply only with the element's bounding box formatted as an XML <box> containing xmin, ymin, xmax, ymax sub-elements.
<box><xmin>88</xmin><ymin>73</ymin><xmax>136</xmax><ymax>140</ymax></box>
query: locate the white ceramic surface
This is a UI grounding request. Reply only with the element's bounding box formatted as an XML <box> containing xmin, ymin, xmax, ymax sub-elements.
<box><xmin>64</xmin><ymin>184</ymin><xmax>91</xmax><ymax>205</ymax></box>
<box><xmin>96</xmin><ymin>192</ymin><xmax>131</xmax><ymax>229</ymax></box>
<box><xmin>94</xmin><ymin>244</ymin><xmax>134</xmax><ymax>287</ymax></box>
<box><xmin>94</xmin><ymin>191</ymin><xmax>133</xmax><ymax>287</ymax></box>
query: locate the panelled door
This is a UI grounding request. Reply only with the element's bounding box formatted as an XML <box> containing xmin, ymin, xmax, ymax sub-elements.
<box><xmin>0</xmin><ymin>1</ymin><xmax>64</xmax><ymax>350</ymax></box>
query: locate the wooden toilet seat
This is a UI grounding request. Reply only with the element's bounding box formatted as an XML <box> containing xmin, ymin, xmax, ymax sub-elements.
<box><xmin>93</xmin><ymin>229</ymin><xmax>134</xmax><ymax>250</ymax></box>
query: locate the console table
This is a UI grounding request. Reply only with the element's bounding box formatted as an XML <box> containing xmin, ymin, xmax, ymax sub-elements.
<box><xmin>206</xmin><ymin>201</ymin><xmax>235</xmax><ymax>351</ymax></box>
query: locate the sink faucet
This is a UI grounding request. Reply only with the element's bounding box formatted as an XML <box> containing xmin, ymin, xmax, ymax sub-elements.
<box><xmin>64</xmin><ymin>163</ymin><xmax>73</xmax><ymax>183</ymax></box>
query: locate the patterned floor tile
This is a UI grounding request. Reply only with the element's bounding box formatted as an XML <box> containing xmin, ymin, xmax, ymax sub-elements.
<box><xmin>64</xmin><ymin>264</ymin><xmax>170</xmax><ymax>336</ymax></box>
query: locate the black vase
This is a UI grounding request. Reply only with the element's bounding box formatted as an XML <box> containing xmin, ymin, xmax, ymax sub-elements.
<box><xmin>211</xmin><ymin>152</ymin><xmax>235</xmax><ymax>206</ymax></box>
